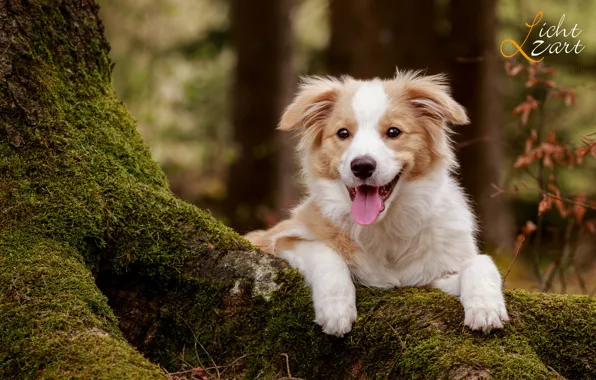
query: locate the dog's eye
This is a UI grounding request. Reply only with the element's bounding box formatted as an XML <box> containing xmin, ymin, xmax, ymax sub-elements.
<box><xmin>337</xmin><ymin>128</ymin><xmax>350</xmax><ymax>140</ymax></box>
<box><xmin>386</xmin><ymin>127</ymin><xmax>402</xmax><ymax>138</ymax></box>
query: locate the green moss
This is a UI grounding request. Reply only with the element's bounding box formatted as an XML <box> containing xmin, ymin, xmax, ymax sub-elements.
<box><xmin>506</xmin><ymin>291</ymin><xmax>596</xmax><ymax>377</ymax></box>
<box><xmin>142</xmin><ymin>265</ymin><xmax>593</xmax><ymax>379</ymax></box>
<box><xmin>232</xmin><ymin>285</ymin><xmax>594</xmax><ymax>379</ymax></box>
<box><xmin>0</xmin><ymin>234</ymin><xmax>163</xmax><ymax>379</ymax></box>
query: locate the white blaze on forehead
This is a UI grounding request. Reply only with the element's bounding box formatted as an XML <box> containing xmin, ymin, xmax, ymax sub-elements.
<box><xmin>339</xmin><ymin>79</ymin><xmax>400</xmax><ymax>188</ymax></box>
<box><xmin>352</xmin><ymin>80</ymin><xmax>389</xmax><ymax>128</ymax></box>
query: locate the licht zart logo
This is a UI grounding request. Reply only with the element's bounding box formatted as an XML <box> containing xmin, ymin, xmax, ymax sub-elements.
<box><xmin>500</xmin><ymin>11</ymin><xmax>585</xmax><ymax>62</ymax></box>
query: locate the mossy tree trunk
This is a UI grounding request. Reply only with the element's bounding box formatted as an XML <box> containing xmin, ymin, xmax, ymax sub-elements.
<box><xmin>0</xmin><ymin>1</ymin><xmax>595</xmax><ymax>379</ymax></box>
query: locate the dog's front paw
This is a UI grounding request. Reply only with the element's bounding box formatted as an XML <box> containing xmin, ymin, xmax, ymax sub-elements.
<box><xmin>464</xmin><ymin>297</ymin><xmax>509</xmax><ymax>333</ymax></box>
<box><xmin>314</xmin><ymin>295</ymin><xmax>357</xmax><ymax>337</ymax></box>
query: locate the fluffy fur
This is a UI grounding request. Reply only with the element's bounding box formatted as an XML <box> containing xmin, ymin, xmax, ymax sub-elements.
<box><xmin>245</xmin><ymin>70</ymin><xmax>509</xmax><ymax>337</ymax></box>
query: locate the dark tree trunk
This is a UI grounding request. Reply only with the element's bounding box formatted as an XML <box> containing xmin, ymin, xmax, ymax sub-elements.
<box><xmin>449</xmin><ymin>0</ymin><xmax>514</xmax><ymax>248</ymax></box>
<box><xmin>328</xmin><ymin>0</ymin><xmax>445</xmax><ymax>78</ymax></box>
<box><xmin>327</xmin><ymin>0</ymin><xmax>513</xmax><ymax>248</ymax></box>
<box><xmin>0</xmin><ymin>1</ymin><xmax>594</xmax><ymax>379</ymax></box>
<box><xmin>226</xmin><ymin>0</ymin><xmax>296</xmax><ymax>233</ymax></box>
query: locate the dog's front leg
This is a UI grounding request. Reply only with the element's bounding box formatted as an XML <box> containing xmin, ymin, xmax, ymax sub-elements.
<box><xmin>433</xmin><ymin>255</ymin><xmax>509</xmax><ymax>332</ymax></box>
<box><xmin>279</xmin><ymin>240</ymin><xmax>357</xmax><ymax>337</ymax></box>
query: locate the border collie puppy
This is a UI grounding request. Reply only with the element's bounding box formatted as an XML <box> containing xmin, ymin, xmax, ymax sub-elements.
<box><xmin>245</xmin><ymin>71</ymin><xmax>509</xmax><ymax>337</ymax></box>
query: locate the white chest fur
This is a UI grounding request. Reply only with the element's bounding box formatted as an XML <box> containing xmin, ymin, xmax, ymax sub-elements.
<box><xmin>336</xmin><ymin>171</ymin><xmax>479</xmax><ymax>288</ymax></box>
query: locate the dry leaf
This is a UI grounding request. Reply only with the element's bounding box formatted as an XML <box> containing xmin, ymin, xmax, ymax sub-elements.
<box><xmin>573</xmin><ymin>195</ymin><xmax>587</xmax><ymax>224</ymax></box>
<box><xmin>522</xmin><ymin>220</ymin><xmax>537</xmax><ymax>234</ymax></box>
<box><xmin>538</xmin><ymin>195</ymin><xmax>552</xmax><ymax>215</ymax></box>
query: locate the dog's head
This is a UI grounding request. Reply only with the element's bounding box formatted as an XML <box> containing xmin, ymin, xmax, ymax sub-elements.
<box><xmin>280</xmin><ymin>70</ymin><xmax>468</xmax><ymax>226</ymax></box>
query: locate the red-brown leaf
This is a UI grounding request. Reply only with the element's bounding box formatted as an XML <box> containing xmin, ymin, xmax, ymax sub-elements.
<box><xmin>522</xmin><ymin>220</ymin><xmax>537</xmax><ymax>234</ymax></box>
<box><xmin>573</xmin><ymin>195</ymin><xmax>587</xmax><ymax>224</ymax></box>
<box><xmin>538</xmin><ymin>195</ymin><xmax>552</xmax><ymax>215</ymax></box>
<box><xmin>555</xmin><ymin>199</ymin><xmax>566</xmax><ymax>217</ymax></box>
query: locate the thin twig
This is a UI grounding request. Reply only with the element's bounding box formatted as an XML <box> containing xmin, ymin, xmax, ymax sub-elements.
<box><xmin>278</xmin><ymin>353</ymin><xmax>306</xmax><ymax>380</ymax></box>
<box><xmin>558</xmin><ymin>223</ymin><xmax>575</xmax><ymax>293</ymax></box>
<box><xmin>197</xmin><ymin>340</ymin><xmax>220</xmax><ymax>379</ymax></box>
<box><xmin>547</xmin><ymin>365</ymin><xmax>568</xmax><ymax>379</ymax></box>
<box><xmin>383</xmin><ymin>320</ymin><xmax>406</xmax><ymax>352</ymax></box>
<box><xmin>559</xmin><ymin>267</ymin><xmax>568</xmax><ymax>293</ymax></box>
<box><xmin>166</xmin><ymin>368</ymin><xmax>191</xmax><ymax>375</ymax></box>
<box><xmin>165</xmin><ymin>359</ymin><xmax>247</xmax><ymax>377</ymax></box>
<box><xmin>534</xmin><ymin>93</ymin><xmax>548</xmax><ymax>285</ymax></box>
<box><xmin>541</xmin><ymin>219</ymin><xmax>574</xmax><ymax>292</ymax></box>
<box><xmin>492</xmin><ymin>181</ymin><xmax>596</xmax><ymax>287</ymax></box>
<box><xmin>590</xmin><ymin>283</ymin><xmax>596</xmax><ymax>298</ymax></box>
<box><xmin>220</xmin><ymin>354</ymin><xmax>251</xmax><ymax>376</ymax></box>
<box><xmin>280</xmin><ymin>353</ymin><xmax>292</xmax><ymax>378</ymax></box>
<box><xmin>503</xmin><ymin>236</ymin><xmax>525</xmax><ymax>286</ymax></box>
<box><xmin>573</xmin><ymin>263</ymin><xmax>588</xmax><ymax>294</ymax></box>
<box><xmin>532</xmin><ymin>200</ymin><xmax>545</xmax><ymax>284</ymax></box>
<box><xmin>385</xmin><ymin>354</ymin><xmax>400</xmax><ymax>380</ymax></box>
<box><xmin>561</xmin><ymin>228</ymin><xmax>581</xmax><ymax>293</ymax></box>
<box><xmin>164</xmin><ymin>368</ymin><xmax>196</xmax><ymax>376</ymax></box>
<box><xmin>181</xmin><ymin>317</ymin><xmax>220</xmax><ymax>379</ymax></box>
<box><xmin>456</xmin><ymin>136</ymin><xmax>491</xmax><ymax>149</ymax></box>
<box><xmin>491</xmin><ymin>185</ymin><xmax>596</xmax><ymax>211</ymax></box>
<box><xmin>383</xmin><ymin>320</ymin><xmax>407</xmax><ymax>380</ymax></box>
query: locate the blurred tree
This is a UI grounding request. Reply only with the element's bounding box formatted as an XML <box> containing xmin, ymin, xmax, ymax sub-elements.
<box><xmin>327</xmin><ymin>0</ymin><xmax>445</xmax><ymax>78</ymax></box>
<box><xmin>449</xmin><ymin>0</ymin><xmax>514</xmax><ymax>248</ymax></box>
<box><xmin>227</xmin><ymin>0</ymin><xmax>296</xmax><ymax>232</ymax></box>
<box><xmin>327</xmin><ymin>0</ymin><xmax>513</xmax><ymax>248</ymax></box>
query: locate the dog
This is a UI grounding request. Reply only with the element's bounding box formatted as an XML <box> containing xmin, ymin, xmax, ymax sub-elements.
<box><xmin>245</xmin><ymin>70</ymin><xmax>509</xmax><ymax>337</ymax></box>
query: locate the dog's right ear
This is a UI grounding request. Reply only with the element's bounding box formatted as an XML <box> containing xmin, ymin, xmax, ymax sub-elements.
<box><xmin>279</xmin><ymin>77</ymin><xmax>342</xmax><ymax>142</ymax></box>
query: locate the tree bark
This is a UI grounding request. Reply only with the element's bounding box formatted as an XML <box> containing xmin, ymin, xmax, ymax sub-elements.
<box><xmin>0</xmin><ymin>1</ymin><xmax>595</xmax><ymax>379</ymax></box>
<box><xmin>226</xmin><ymin>0</ymin><xmax>296</xmax><ymax>233</ymax></box>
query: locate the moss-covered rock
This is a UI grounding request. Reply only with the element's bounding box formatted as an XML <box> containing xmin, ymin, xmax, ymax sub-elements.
<box><xmin>1</xmin><ymin>1</ymin><xmax>595</xmax><ymax>379</ymax></box>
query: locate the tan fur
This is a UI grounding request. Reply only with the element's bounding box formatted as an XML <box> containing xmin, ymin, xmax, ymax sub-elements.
<box><xmin>274</xmin><ymin>235</ymin><xmax>302</xmax><ymax>253</ymax></box>
<box><xmin>244</xmin><ymin>219</ymin><xmax>299</xmax><ymax>255</ymax></box>
<box><xmin>244</xmin><ymin>202</ymin><xmax>357</xmax><ymax>260</ymax></box>
<box><xmin>294</xmin><ymin>201</ymin><xmax>358</xmax><ymax>260</ymax></box>
<box><xmin>278</xmin><ymin>77</ymin><xmax>343</xmax><ymax>152</ymax></box>
<box><xmin>375</xmin><ymin>88</ymin><xmax>438</xmax><ymax>180</ymax></box>
<box><xmin>378</xmin><ymin>73</ymin><xmax>468</xmax><ymax>180</ymax></box>
<box><xmin>401</xmin><ymin>73</ymin><xmax>469</xmax><ymax>125</ymax></box>
<box><xmin>308</xmin><ymin>80</ymin><xmax>361</xmax><ymax>180</ymax></box>
<box><xmin>280</xmin><ymin>77</ymin><xmax>363</xmax><ymax>181</ymax></box>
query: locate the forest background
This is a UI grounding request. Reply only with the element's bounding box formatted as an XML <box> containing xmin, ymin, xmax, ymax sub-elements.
<box><xmin>100</xmin><ymin>0</ymin><xmax>596</xmax><ymax>295</ymax></box>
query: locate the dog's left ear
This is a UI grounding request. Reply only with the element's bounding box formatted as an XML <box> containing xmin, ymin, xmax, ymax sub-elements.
<box><xmin>403</xmin><ymin>73</ymin><xmax>469</xmax><ymax>126</ymax></box>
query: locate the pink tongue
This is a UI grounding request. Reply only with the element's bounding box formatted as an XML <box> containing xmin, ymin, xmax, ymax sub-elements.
<box><xmin>351</xmin><ymin>186</ymin><xmax>383</xmax><ymax>225</ymax></box>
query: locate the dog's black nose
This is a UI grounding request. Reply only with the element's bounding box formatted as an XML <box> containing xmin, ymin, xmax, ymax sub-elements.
<box><xmin>351</xmin><ymin>156</ymin><xmax>376</xmax><ymax>179</ymax></box>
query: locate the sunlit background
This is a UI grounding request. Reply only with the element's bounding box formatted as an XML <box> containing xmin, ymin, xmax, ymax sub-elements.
<box><xmin>99</xmin><ymin>0</ymin><xmax>596</xmax><ymax>294</ymax></box>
